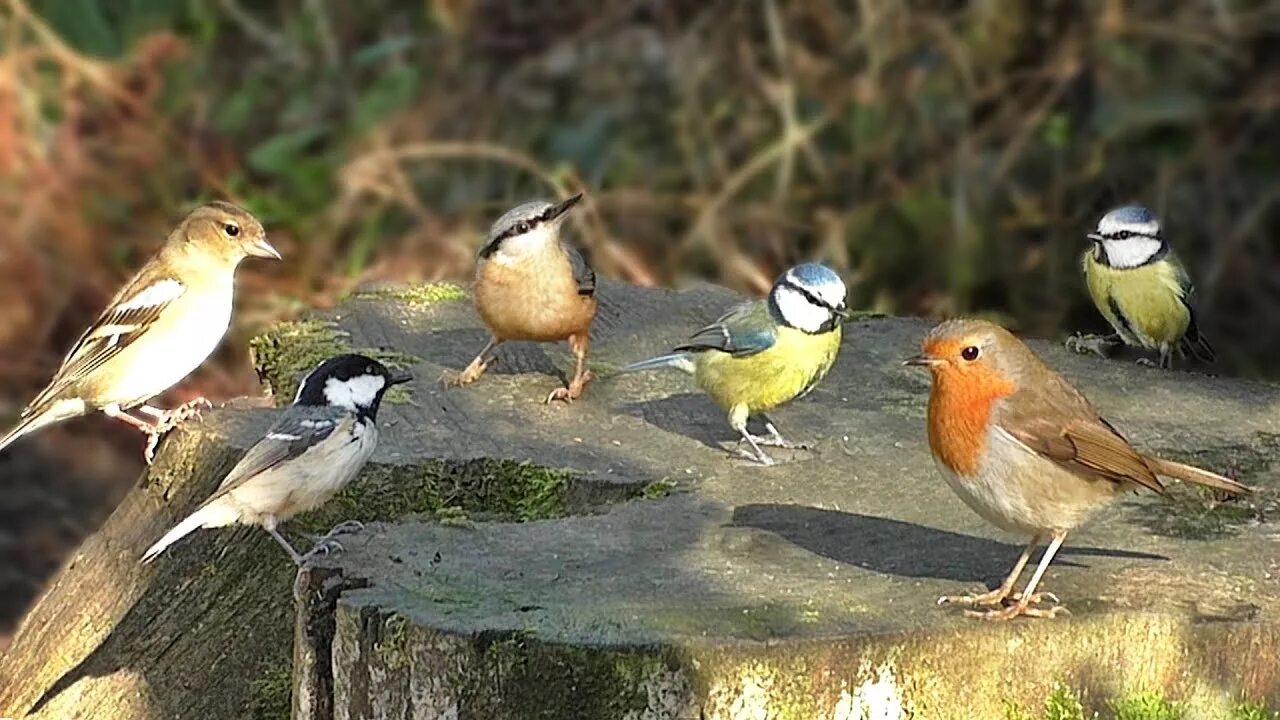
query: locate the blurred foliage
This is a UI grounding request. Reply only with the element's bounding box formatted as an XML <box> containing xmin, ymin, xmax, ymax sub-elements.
<box><xmin>2</xmin><ymin>0</ymin><xmax>1280</xmax><ymax>404</ymax></box>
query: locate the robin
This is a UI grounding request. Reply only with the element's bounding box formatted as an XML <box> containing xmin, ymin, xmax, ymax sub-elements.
<box><xmin>906</xmin><ymin>318</ymin><xmax>1250</xmax><ymax>620</ymax></box>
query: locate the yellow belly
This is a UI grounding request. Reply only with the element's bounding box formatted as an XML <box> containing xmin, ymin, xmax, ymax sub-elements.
<box><xmin>1083</xmin><ymin>254</ymin><xmax>1190</xmax><ymax>350</ymax></box>
<box><xmin>693</xmin><ymin>325</ymin><xmax>841</xmax><ymax>416</ymax></box>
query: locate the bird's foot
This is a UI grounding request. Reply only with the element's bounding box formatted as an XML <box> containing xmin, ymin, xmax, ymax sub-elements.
<box><xmin>301</xmin><ymin>537</ymin><xmax>346</xmax><ymax>561</ymax></box>
<box><xmin>546</xmin><ymin>370</ymin><xmax>592</xmax><ymax>404</ymax></box>
<box><xmin>1135</xmin><ymin>357</ymin><xmax>1159</xmax><ymax>368</ymax></box>
<box><xmin>964</xmin><ymin>600</ymin><xmax>1069</xmax><ymax>621</ymax></box>
<box><xmin>757</xmin><ymin>434</ymin><xmax>810</xmax><ymax>450</ymax></box>
<box><xmin>324</xmin><ymin>520</ymin><xmax>365</xmax><ymax>537</ymax></box>
<box><xmin>938</xmin><ymin>585</ymin><xmax>1013</xmax><ymax>607</ymax></box>
<box><xmin>439</xmin><ymin>361</ymin><xmax>489</xmax><ymax>388</ymax></box>
<box><xmin>732</xmin><ymin>442</ymin><xmax>776</xmax><ymax>466</ymax></box>
<box><xmin>1065</xmin><ymin>333</ymin><xmax>1118</xmax><ymax>358</ymax></box>
<box><xmin>939</xmin><ymin>587</ymin><xmax>1059</xmax><ymax>608</ymax></box>
<box><xmin>138</xmin><ymin>398</ymin><xmax>211</xmax><ymax>464</ymax></box>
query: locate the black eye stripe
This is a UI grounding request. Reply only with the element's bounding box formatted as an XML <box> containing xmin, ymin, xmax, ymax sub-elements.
<box><xmin>782</xmin><ymin>279</ymin><xmax>837</xmax><ymax>311</ymax></box>
<box><xmin>1104</xmin><ymin>230</ymin><xmax>1161</xmax><ymax>241</ymax></box>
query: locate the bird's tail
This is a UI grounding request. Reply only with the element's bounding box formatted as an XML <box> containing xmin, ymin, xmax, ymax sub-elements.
<box><xmin>1143</xmin><ymin>456</ymin><xmax>1252</xmax><ymax>496</ymax></box>
<box><xmin>615</xmin><ymin>353</ymin><xmax>697</xmax><ymax>376</ymax></box>
<box><xmin>1181</xmin><ymin>313</ymin><xmax>1215</xmax><ymax>363</ymax></box>
<box><xmin>0</xmin><ymin>398</ymin><xmax>86</xmax><ymax>455</ymax></box>
<box><xmin>141</xmin><ymin>501</ymin><xmax>239</xmax><ymax>563</ymax></box>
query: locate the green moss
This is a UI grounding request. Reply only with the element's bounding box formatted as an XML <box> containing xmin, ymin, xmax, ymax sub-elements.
<box><xmin>375</xmin><ymin>614</ymin><xmax>411</xmax><ymax>672</ymax></box>
<box><xmin>350</xmin><ymin>281</ymin><xmax>467</xmax><ymax>304</ymax></box>
<box><xmin>1111</xmin><ymin>693</ymin><xmax>1183</xmax><ymax>720</ymax></box>
<box><xmin>1233</xmin><ymin>702</ymin><xmax>1280</xmax><ymax>720</ymax></box>
<box><xmin>248</xmin><ymin>318</ymin><xmax>421</xmax><ymax>402</ymax></box>
<box><xmin>1043</xmin><ymin>683</ymin><xmax>1089</xmax><ymax>720</ymax></box>
<box><xmin>246</xmin><ymin>661</ymin><xmax>292</xmax><ymax>720</ymax></box>
<box><xmin>292</xmin><ymin>459</ymin><xmax>575</xmax><ymax>535</ymax></box>
<box><xmin>641</xmin><ymin>477</ymin><xmax>678</xmax><ymax>499</ymax></box>
<box><xmin>472</xmin><ymin>635</ymin><xmax>679</xmax><ymax>719</ymax></box>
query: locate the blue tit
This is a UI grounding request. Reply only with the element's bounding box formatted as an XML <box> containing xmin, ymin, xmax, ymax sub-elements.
<box><xmin>1071</xmin><ymin>206</ymin><xmax>1213</xmax><ymax>369</ymax></box>
<box><xmin>619</xmin><ymin>263</ymin><xmax>848</xmax><ymax>465</ymax></box>
<box><xmin>142</xmin><ymin>354</ymin><xmax>411</xmax><ymax>565</ymax></box>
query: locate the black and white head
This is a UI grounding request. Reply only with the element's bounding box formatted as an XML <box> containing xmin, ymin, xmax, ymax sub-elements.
<box><xmin>1088</xmin><ymin>206</ymin><xmax>1167</xmax><ymax>269</ymax></box>
<box><xmin>479</xmin><ymin>194</ymin><xmax>582</xmax><ymax>260</ymax></box>
<box><xmin>768</xmin><ymin>263</ymin><xmax>849</xmax><ymax>334</ymax></box>
<box><xmin>293</xmin><ymin>354</ymin><xmax>412</xmax><ymax>421</ymax></box>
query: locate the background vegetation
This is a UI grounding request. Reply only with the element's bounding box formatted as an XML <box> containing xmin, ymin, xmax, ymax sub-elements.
<box><xmin>1</xmin><ymin>0</ymin><xmax>1278</xmax><ymax>638</ymax></box>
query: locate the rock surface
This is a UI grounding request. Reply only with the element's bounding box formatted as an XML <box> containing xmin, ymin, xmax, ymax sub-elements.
<box><xmin>2</xmin><ymin>279</ymin><xmax>1278</xmax><ymax>720</ymax></box>
<box><xmin>296</xmin><ymin>281</ymin><xmax>1280</xmax><ymax>719</ymax></box>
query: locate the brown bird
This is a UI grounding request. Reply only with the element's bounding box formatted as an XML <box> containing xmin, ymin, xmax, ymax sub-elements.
<box><xmin>0</xmin><ymin>201</ymin><xmax>278</xmax><ymax>461</ymax></box>
<box><xmin>452</xmin><ymin>194</ymin><xmax>597</xmax><ymax>402</ymax></box>
<box><xmin>905</xmin><ymin>318</ymin><xmax>1251</xmax><ymax>620</ymax></box>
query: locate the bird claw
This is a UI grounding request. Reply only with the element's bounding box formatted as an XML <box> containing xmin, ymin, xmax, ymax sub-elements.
<box><xmin>325</xmin><ymin>520</ymin><xmax>365</xmax><ymax>537</ymax></box>
<box><xmin>138</xmin><ymin>398</ymin><xmax>213</xmax><ymax>464</ymax></box>
<box><xmin>1135</xmin><ymin>357</ymin><xmax>1158</xmax><ymax>368</ymax></box>
<box><xmin>759</xmin><ymin>437</ymin><xmax>810</xmax><ymax>450</ymax></box>
<box><xmin>732</xmin><ymin>445</ymin><xmax>775</xmax><ymax>466</ymax></box>
<box><xmin>545</xmin><ymin>386</ymin><xmax>576</xmax><ymax>403</ymax></box>
<box><xmin>963</xmin><ymin>603</ymin><xmax>1070</xmax><ymax>621</ymax></box>
<box><xmin>302</xmin><ymin>537</ymin><xmax>346</xmax><ymax>561</ymax></box>
<box><xmin>546</xmin><ymin>370</ymin><xmax>592</xmax><ymax>404</ymax></box>
<box><xmin>1065</xmin><ymin>333</ymin><xmax>1117</xmax><ymax>358</ymax></box>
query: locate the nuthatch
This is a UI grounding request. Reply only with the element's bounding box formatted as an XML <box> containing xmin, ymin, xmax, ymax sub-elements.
<box><xmin>451</xmin><ymin>194</ymin><xmax>597</xmax><ymax>403</ymax></box>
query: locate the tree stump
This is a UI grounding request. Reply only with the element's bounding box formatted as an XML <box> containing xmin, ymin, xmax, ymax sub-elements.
<box><xmin>2</xmin><ymin>279</ymin><xmax>1278</xmax><ymax>719</ymax></box>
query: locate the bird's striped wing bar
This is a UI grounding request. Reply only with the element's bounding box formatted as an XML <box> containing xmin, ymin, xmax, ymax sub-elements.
<box><xmin>27</xmin><ymin>277</ymin><xmax>186</xmax><ymax>408</ymax></box>
<box><xmin>205</xmin><ymin>406</ymin><xmax>352</xmax><ymax>502</ymax></box>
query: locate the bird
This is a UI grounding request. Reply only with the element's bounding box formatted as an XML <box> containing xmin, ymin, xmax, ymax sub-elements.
<box><xmin>906</xmin><ymin>318</ymin><xmax>1251</xmax><ymax>620</ymax></box>
<box><xmin>141</xmin><ymin>353</ymin><xmax>411</xmax><ymax>565</ymax></box>
<box><xmin>618</xmin><ymin>263</ymin><xmax>848</xmax><ymax>466</ymax></box>
<box><xmin>449</xmin><ymin>193</ymin><xmax>597</xmax><ymax>403</ymax></box>
<box><xmin>1066</xmin><ymin>205</ymin><xmax>1214</xmax><ymax>369</ymax></box>
<box><xmin>0</xmin><ymin>201</ymin><xmax>279</xmax><ymax>462</ymax></box>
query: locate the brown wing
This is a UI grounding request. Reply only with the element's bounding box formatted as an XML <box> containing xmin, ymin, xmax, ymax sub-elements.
<box><xmin>25</xmin><ymin>262</ymin><xmax>185</xmax><ymax>411</ymax></box>
<box><xmin>997</xmin><ymin>371</ymin><xmax>1166</xmax><ymax>495</ymax></box>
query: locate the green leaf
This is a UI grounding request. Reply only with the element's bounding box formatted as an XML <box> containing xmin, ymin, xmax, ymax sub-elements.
<box><xmin>247</xmin><ymin>127</ymin><xmax>326</xmax><ymax>175</ymax></box>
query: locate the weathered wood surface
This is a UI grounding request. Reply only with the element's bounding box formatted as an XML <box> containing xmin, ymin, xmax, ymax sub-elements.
<box><xmin>2</xmin><ymin>279</ymin><xmax>1279</xmax><ymax>719</ymax></box>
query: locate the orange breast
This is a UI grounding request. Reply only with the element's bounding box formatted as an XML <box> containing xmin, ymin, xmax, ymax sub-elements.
<box><xmin>926</xmin><ymin>368</ymin><xmax>1015</xmax><ymax>477</ymax></box>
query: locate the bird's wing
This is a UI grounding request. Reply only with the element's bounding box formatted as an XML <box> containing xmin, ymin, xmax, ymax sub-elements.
<box><xmin>28</xmin><ymin>263</ymin><xmax>187</xmax><ymax>409</ymax></box>
<box><xmin>674</xmin><ymin>300</ymin><xmax>777</xmax><ymax>357</ymax></box>
<box><xmin>996</xmin><ymin>374</ymin><xmax>1165</xmax><ymax>494</ymax></box>
<box><xmin>205</xmin><ymin>406</ymin><xmax>352</xmax><ymax>501</ymax></box>
<box><xmin>1167</xmin><ymin>254</ymin><xmax>1215</xmax><ymax>361</ymax></box>
<box><xmin>562</xmin><ymin>242</ymin><xmax>596</xmax><ymax>296</ymax></box>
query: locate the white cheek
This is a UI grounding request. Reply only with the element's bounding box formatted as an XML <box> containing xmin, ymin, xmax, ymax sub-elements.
<box><xmin>493</xmin><ymin>225</ymin><xmax>555</xmax><ymax>264</ymax></box>
<box><xmin>774</xmin><ymin>287</ymin><xmax>831</xmax><ymax>333</ymax></box>
<box><xmin>1101</xmin><ymin>237</ymin><xmax>1162</xmax><ymax>269</ymax></box>
<box><xmin>323</xmin><ymin>375</ymin><xmax>385</xmax><ymax>410</ymax></box>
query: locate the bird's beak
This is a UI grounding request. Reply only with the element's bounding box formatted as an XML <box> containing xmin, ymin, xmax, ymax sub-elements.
<box><xmin>388</xmin><ymin>369</ymin><xmax>414</xmax><ymax>386</ymax></box>
<box><xmin>547</xmin><ymin>192</ymin><xmax>584</xmax><ymax>222</ymax></box>
<box><xmin>903</xmin><ymin>354</ymin><xmax>941</xmax><ymax>367</ymax></box>
<box><xmin>832</xmin><ymin>305</ymin><xmax>850</xmax><ymax>320</ymax></box>
<box><xmin>249</xmin><ymin>237</ymin><xmax>282</xmax><ymax>260</ymax></box>
<box><xmin>1086</xmin><ymin>232</ymin><xmax>1104</xmax><ymax>244</ymax></box>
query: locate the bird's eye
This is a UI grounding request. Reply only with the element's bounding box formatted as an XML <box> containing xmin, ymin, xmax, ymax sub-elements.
<box><xmin>516</xmin><ymin>221</ymin><xmax>531</xmax><ymax>234</ymax></box>
<box><xmin>1116</xmin><ymin>230</ymin><xmax>1131</xmax><ymax>239</ymax></box>
<box><xmin>961</xmin><ymin>346</ymin><xmax>981</xmax><ymax>361</ymax></box>
<box><xmin>223</xmin><ymin>223</ymin><xmax>240</xmax><ymax>237</ymax></box>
